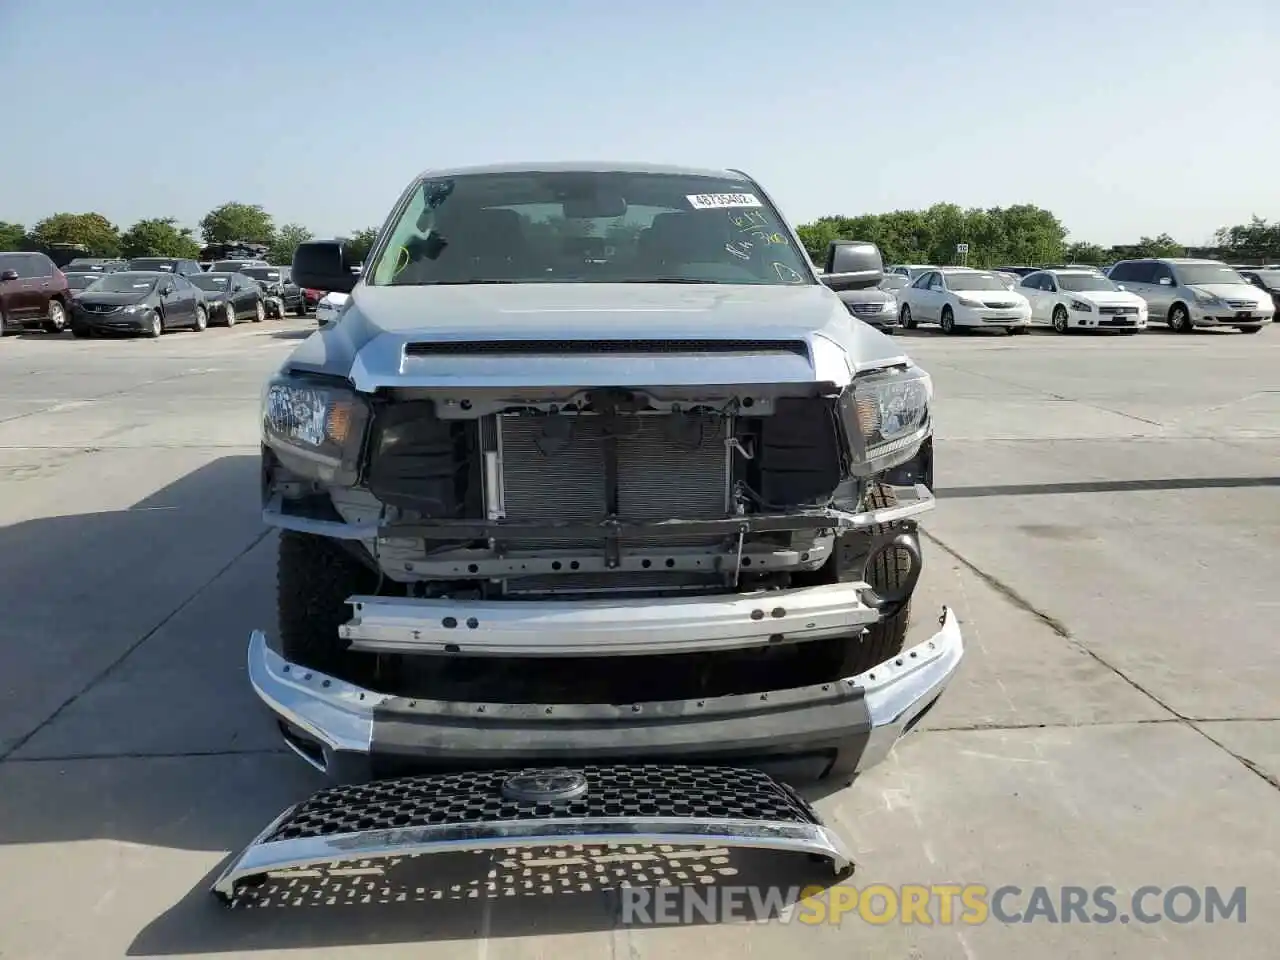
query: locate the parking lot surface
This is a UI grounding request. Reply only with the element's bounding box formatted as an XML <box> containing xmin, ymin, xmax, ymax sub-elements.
<box><xmin>0</xmin><ymin>321</ymin><xmax>1276</xmax><ymax>958</ymax></box>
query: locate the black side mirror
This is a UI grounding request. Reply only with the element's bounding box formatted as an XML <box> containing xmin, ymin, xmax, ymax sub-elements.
<box><xmin>293</xmin><ymin>240</ymin><xmax>358</xmax><ymax>294</ymax></box>
<box><xmin>0</xmin><ymin>269</ymin><xmax>18</xmax><ymax>282</ymax></box>
<box><xmin>819</xmin><ymin>240</ymin><xmax>885</xmax><ymax>292</ymax></box>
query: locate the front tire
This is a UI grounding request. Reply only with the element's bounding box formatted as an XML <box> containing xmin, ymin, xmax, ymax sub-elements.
<box><xmin>1168</xmin><ymin>303</ymin><xmax>1193</xmax><ymax>333</ymax></box>
<box><xmin>840</xmin><ymin>483</ymin><xmax>914</xmax><ymax>676</ymax></box>
<box><xmin>940</xmin><ymin>307</ymin><xmax>956</xmax><ymax>335</ymax></box>
<box><xmin>900</xmin><ymin>304</ymin><xmax>916</xmax><ymax>329</ymax></box>
<box><xmin>45</xmin><ymin>299</ymin><xmax>67</xmax><ymax>333</ymax></box>
<box><xmin>193</xmin><ymin>306</ymin><xmax>207</xmax><ymax>331</ymax></box>
<box><xmin>294</xmin><ymin>299</ymin><xmax>307</xmax><ymax>317</ymax></box>
<box><xmin>277</xmin><ymin>530</ymin><xmax>381</xmax><ymax>674</ymax></box>
<box><xmin>255</xmin><ymin>300</ymin><xmax>265</xmax><ymax>323</ymax></box>
<box><xmin>224</xmin><ymin>303</ymin><xmax>236</xmax><ymax>327</ymax></box>
<box><xmin>1052</xmin><ymin>306</ymin><xmax>1070</xmax><ymax>334</ymax></box>
<box><xmin>147</xmin><ymin>312</ymin><xmax>163</xmax><ymax>338</ymax></box>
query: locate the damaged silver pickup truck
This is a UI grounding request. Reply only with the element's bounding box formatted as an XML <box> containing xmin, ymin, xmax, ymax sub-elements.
<box><xmin>214</xmin><ymin>163</ymin><xmax>964</xmax><ymax>901</ymax></box>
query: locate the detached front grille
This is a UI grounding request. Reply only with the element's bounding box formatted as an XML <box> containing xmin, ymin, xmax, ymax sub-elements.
<box><xmin>261</xmin><ymin>766</ymin><xmax>821</xmax><ymax>841</ymax></box>
<box><xmin>405</xmin><ymin>339</ymin><xmax>809</xmax><ymax>358</ymax></box>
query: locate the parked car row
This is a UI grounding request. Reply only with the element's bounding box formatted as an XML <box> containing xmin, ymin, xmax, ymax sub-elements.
<box><xmin>881</xmin><ymin>257</ymin><xmax>1277</xmax><ymax>336</ymax></box>
<box><xmin>0</xmin><ymin>246</ymin><xmax>319</xmax><ymax>337</ymax></box>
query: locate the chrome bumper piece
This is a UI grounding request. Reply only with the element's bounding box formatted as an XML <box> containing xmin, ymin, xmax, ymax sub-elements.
<box><xmin>245</xmin><ymin>606</ymin><xmax>963</xmax><ymax>776</ymax></box>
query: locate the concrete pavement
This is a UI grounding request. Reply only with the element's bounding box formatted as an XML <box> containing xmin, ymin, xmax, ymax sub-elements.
<box><xmin>0</xmin><ymin>320</ymin><xmax>1275</xmax><ymax>958</ymax></box>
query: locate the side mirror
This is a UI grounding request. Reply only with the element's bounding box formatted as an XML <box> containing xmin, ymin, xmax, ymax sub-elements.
<box><xmin>1116</xmin><ymin>284</ymin><xmax>1127</xmax><ymax>291</ymax></box>
<box><xmin>1158</xmin><ymin>277</ymin><xmax>1173</xmax><ymax>286</ymax></box>
<box><xmin>293</xmin><ymin>240</ymin><xmax>358</xmax><ymax>294</ymax></box>
<box><xmin>820</xmin><ymin>240</ymin><xmax>884</xmax><ymax>291</ymax></box>
<box><xmin>0</xmin><ymin>269</ymin><xmax>18</xmax><ymax>282</ymax></box>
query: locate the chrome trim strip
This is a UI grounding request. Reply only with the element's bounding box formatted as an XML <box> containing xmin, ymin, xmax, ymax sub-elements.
<box><xmin>211</xmin><ymin>815</ymin><xmax>854</xmax><ymax>901</ymax></box>
<box><xmin>339</xmin><ymin>582</ymin><xmax>883</xmax><ymax>657</ymax></box>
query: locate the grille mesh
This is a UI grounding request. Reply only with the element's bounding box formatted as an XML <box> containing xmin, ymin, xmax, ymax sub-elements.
<box><xmin>262</xmin><ymin>765</ymin><xmax>821</xmax><ymax>842</ymax></box>
<box><xmin>498</xmin><ymin>413</ymin><xmax>729</xmax><ymax>548</ymax></box>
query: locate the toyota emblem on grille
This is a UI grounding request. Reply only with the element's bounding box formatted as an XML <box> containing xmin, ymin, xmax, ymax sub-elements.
<box><xmin>501</xmin><ymin>769</ymin><xmax>589</xmax><ymax>803</ymax></box>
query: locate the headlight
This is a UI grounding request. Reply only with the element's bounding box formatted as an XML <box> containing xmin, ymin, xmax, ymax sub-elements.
<box><xmin>1192</xmin><ymin>290</ymin><xmax>1221</xmax><ymax>306</ymax></box>
<box><xmin>880</xmin><ymin>297</ymin><xmax>898</xmax><ymax>313</ymax></box>
<box><xmin>122</xmin><ymin>304</ymin><xmax>149</xmax><ymax>314</ymax></box>
<box><xmin>1069</xmin><ymin>299</ymin><xmax>1093</xmax><ymax>312</ymax></box>
<box><xmin>261</xmin><ymin>374</ymin><xmax>370</xmax><ymax>484</ymax></box>
<box><xmin>955</xmin><ymin>295</ymin><xmax>983</xmax><ymax>307</ymax></box>
<box><xmin>838</xmin><ymin>365</ymin><xmax>933</xmax><ymax>476</ymax></box>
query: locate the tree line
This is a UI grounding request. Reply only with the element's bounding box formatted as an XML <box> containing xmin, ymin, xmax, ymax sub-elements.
<box><xmin>0</xmin><ymin>203</ymin><xmax>383</xmax><ymax>267</ymax></box>
<box><xmin>4</xmin><ymin>201</ymin><xmax>1278</xmax><ymax>270</ymax></box>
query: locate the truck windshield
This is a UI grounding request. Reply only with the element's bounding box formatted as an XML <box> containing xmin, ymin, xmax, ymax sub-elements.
<box><xmin>368</xmin><ymin>170</ymin><xmax>816</xmax><ymax>287</ymax></box>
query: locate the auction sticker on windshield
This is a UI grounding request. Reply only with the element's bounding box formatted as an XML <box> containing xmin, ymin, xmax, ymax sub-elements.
<box><xmin>687</xmin><ymin>193</ymin><xmax>762</xmax><ymax>209</ymax></box>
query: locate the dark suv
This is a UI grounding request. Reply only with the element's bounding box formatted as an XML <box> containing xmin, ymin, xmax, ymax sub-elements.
<box><xmin>124</xmin><ymin>257</ymin><xmax>204</xmax><ymax>277</ymax></box>
<box><xmin>0</xmin><ymin>251</ymin><xmax>73</xmax><ymax>333</ymax></box>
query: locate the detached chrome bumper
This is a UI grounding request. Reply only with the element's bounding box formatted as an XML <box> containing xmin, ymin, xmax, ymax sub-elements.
<box><xmin>247</xmin><ymin>607</ymin><xmax>963</xmax><ymax>779</ymax></box>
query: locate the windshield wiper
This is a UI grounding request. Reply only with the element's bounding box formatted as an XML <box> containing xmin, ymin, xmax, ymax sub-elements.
<box><xmin>406</xmin><ymin>279</ymin><xmax>522</xmax><ymax>286</ymax></box>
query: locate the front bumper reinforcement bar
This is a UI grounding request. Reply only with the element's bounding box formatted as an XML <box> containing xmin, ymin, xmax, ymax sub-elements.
<box><xmin>211</xmin><ymin>764</ymin><xmax>855</xmax><ymax>902</ymax></box>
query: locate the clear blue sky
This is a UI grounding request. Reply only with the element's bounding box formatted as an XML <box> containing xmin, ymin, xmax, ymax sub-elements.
<box><xmin>2</xmin><ymin>0</ymin><xmax>1276</xmax><ymax>246</ymax></box>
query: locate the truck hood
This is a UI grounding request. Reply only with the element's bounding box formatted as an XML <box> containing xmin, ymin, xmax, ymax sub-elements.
<box><xmin>288</xmin><ymin>283</ymin><xmax>913</xmax><ymax>392</ymax></box>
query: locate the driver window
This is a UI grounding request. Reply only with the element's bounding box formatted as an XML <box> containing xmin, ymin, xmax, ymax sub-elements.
<box><xmin>1151</xmin><ymin>264</ymin><xmax>1174</xmax><ymax>285</ymax></box>
<box><xmin>929</xmin><ymin>274</ymin><xmax>944</xmax><ymax>290</ymax></box>
<box><xmin>912</xmin><ymin>272</ymin><xmax>933</xmax><ymax>289</ymax></box>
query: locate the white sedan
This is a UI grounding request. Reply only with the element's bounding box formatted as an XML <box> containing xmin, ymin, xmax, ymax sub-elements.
<box><xmin>315</xmin><ymin>291</ymin><xmax>350</xmax><ymax>326</ymax></box>
<box><xmin>898</xmin><ymin>268</ymin><xmax>1032</xmax><ymax>335</ymax></box>
<box><xmin>1018</xmin><ymin>269</ymin><xmax>1147</xmax><ymax>334</ymax></box>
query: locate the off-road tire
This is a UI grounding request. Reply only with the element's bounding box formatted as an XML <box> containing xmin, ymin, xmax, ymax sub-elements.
<box><xmin>840</xmin><ymin>482</ymin><xmax>914</xmax><ymax>676</ymax></box>
<box><xmin>277</xmin><ymin>530</ymin><xmax>380</xmax><ymax>674</ymax></box>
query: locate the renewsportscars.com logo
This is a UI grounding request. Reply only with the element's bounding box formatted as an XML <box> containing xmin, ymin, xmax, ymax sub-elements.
<box><xmin>620</xmin><ymin>884</ymin><xmax>1248</xmax><ymax>926</ymax></box>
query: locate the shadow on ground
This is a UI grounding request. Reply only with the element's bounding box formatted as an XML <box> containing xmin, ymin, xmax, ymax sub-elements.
<box><xmin>129</xmin><ymin>845</ymin><xmax>847</xmax><ymax>954</ymax></box>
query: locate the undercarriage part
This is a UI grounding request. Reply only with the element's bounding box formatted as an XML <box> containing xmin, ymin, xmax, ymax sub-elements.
<box><xmin>211</xmin><ymin>764</ymin><xmax>855</xmax><ymax>902</ymax></box>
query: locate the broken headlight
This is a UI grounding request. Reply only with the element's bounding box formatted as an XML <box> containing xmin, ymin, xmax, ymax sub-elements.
<box><xmin>261</xmin><ymin>373</ymin><xmax>370</xmax><ymax>484</ymax></box>
<box><xmin>838</xmin><ymin>365</ymin><xmax>932</xmax><ymax>475</ymax></box>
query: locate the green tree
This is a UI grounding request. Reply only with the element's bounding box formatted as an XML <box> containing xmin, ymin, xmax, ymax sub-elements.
<box><xmin>0</xmin><ymin>221</ymin><xmax>27</xmax><ymax>250</ymax></box>
<box><xmin>1063</xmin><ymin>242</ymin><xmax>1109</xmax><ymax>265</ymax></box>
<box><xmin>346</xmin><ymin>227</ymin><xmax>380</xmax><ymax>263</ymax></box>
<box><xmin>119</xmin><ymin>218</ymin><xmax>201</xmax><ymax>259</ymax></box>
<box><xmin>797</xmin><ymin>203</ymin><xmax>1066</xmax><ymax>268</ymax></box>
<box><xmin>199</xmin><ymin>202</ymin><xmax>275</xmax><ymax>244</ymax></box>
<box><xmin>269</xmin><ymin>223</ymin><xmax>314</xmax><ymax>265</ymax></box>
<box><xmin>1212</xmin><ymin>216</ymin><xmax>1280</xmax><ymax>261</ymax></box>
<box><xmin>28</xmin><ymin>212</ymin><xmax>121</xmax><ymax>257</ymax></box>
<box><xmin>1129</xmin><ymin>234</ymin><xmax>1185</xmax><ymax>258</ymax></box>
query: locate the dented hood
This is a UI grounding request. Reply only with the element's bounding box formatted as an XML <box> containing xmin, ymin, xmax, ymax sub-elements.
<box><xmin>284</xmin><ymin>282</ymin><xmax>912</xmax><ymax>392</ymax></box>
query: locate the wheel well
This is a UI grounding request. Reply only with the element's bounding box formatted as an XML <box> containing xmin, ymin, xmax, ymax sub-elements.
<box><xmin>941</xmin><ymin>303</ymin><xmax>953</xmax><ymax>316</ymax></box>
<box><xmin>1168</xmin><ymin>300</ymin><xmax>1189</xmax><ymax>318</ymax></box>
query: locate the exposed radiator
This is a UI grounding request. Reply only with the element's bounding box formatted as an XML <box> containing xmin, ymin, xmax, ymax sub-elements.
<box><xmin>496</xmin><ymin>412</ymin><xmax>731</xmax><ymax>550</ymax></box>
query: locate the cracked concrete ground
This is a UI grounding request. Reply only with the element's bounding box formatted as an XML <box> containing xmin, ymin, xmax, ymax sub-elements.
<box><xmin>0</xmin><ymin>321</ymin><xmax>1275</xmax><ymax>958</ymax></box>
